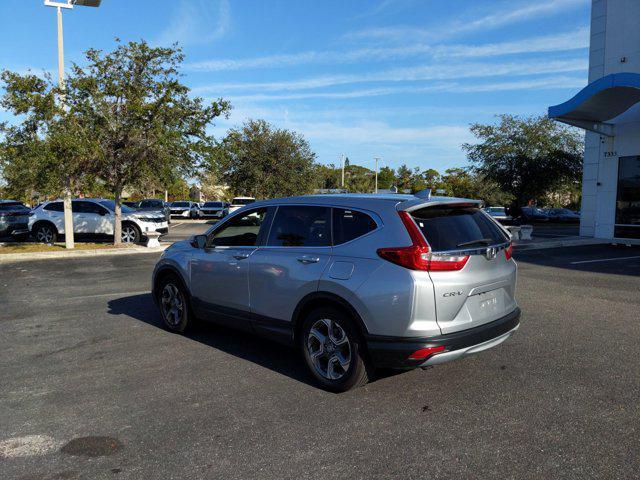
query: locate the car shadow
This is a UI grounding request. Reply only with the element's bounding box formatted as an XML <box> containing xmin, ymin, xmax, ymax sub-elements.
<box><xmin>107</xmin><ymin>293</ymin><xmax>317</xmax><ymax>388</ymax></box>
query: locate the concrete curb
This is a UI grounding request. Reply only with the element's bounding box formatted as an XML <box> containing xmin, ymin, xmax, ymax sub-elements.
<box><xmin>0</xmin><ymin>244</ymin><xmax>169</xmax><ymax>264</ymax></box>
<box><xmin>513</xmin><ymin>237</ymin><xmax>610</xmax><ymax>251</ymax></box>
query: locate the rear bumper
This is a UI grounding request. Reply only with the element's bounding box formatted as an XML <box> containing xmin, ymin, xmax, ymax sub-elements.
<box><xmin>366</xmin><ymin>307</ymin><xmax>521</xmax><ymax>368</ymax></box>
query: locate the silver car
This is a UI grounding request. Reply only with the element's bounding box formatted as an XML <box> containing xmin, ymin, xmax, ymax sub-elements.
<box><xmin>152</xmin><ymin>192</ymin><xmax>520</xmax><ymax>391</ymax></box>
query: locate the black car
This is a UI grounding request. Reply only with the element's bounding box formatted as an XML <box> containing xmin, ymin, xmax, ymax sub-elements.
<box><xmin>544</xmin><ymin>208</ymin><xmax>580</xmax><ymax>223</ymax></box>
<box><xmin>520</xmin><ymin>206</ymin><xmax>550</xmax><ymax>223</ymax></box>
<box><xmin>0</xmin><ymin>200</ymin><xmax>31</xmax><ymax>240</ymax></box>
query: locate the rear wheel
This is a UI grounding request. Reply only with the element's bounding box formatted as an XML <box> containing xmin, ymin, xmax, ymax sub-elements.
<box><xmin>301</xmin><ymin>307</ymin><xmax>370</xmax><ymax>392</ymax></box>
<box><xmin>34</xmin><ymin>223</ymin><xmax>58</xmax><ymax>244</ymax></box>
<box><xmin>121</xmin><ymin>223</ymin><xmax>141</xmax><ymax>243</ymax></box>
<box><xmin>158</xmin><ymin>275</ymin><xmax>192</xmax><ymax>333</ymax></box>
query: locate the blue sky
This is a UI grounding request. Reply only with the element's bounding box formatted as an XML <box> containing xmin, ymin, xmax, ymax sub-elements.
<box><xmin>1</xmin><ymin>0</ymin><xmax>590</xmax><ymax>173</ymax></box>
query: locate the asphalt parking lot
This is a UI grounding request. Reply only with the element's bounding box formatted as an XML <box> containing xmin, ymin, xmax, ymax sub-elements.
<box><xmin>1</xmin><ymin>244</ymin><xmax>639</xmax><ymax>479</ymax></box>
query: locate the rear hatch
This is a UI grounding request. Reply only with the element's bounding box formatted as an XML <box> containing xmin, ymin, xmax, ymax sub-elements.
<box><xmin>407</xmin><ymin>202</ymin><xmax>517</xmax><ymax>334</ymax></box>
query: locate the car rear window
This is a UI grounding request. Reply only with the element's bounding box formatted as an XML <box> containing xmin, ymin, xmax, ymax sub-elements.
<box><xmin>204</xmin><ymin>202</ymin><xmax>223</xmax><ymax>207</ymax></box>
<box><xmin>333</xmin><ymin>208</ymin><xmax>377</xmax><ymax>245</ymax></box>
<box><xmin>410</xmin><ymin>205</ymin><xmax>507</xmax><ymax>251</ymax></box>
<box><xmin>268</xmin><ymin>206</ymin><xmax>330</xmax><ymax>247</ymax></box>
<box><xmin>0</xmin><ymin>202</ymin><xmax>29</xmax><ymax>212</ymax></box>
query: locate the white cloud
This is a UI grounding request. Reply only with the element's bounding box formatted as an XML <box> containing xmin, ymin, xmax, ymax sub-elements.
<box><xmin>217</xmin><ymin>75</ymin><xmax>585</xmax><ymax>103</ymax></box>
<box><xmin>156</xmin><ymin>0</ymin><xmax>230</xmax><ymax>47</ymax></box>
<box><xmin>185</xmin><ymin>28</ymin><xmax>588</xmax><ymax>72</ymax></box>
<box><xmin>346</xmin><ymin>0</ymin><xmax>589</xmax><ymax>43</ymax></box>
<box><xmin>193</xmin><ymin>58</ymin><xmax>587</xmax><ymax>94</ymax></box>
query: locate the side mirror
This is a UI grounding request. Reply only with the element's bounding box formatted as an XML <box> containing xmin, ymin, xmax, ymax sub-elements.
<box><xmin>193</xmin><ymin>234</ymin><xmax>207</xmax><ymax>249</ymax></box>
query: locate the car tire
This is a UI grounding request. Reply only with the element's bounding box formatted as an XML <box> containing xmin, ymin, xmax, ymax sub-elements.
<box><xmin>33</xmin><ymin>222</ymin><xmax>58</xmax><ymax>244</ymax></box>
<box><xmin>121</xmin><ymin>222</ymin><xmax>141</xmax><ymax>243</ymax></box>
<box><xmin>158</xmin><ymin>274</ymin><xmax>192</xmax><ymax>333</ymax></box>
<box><xmin>300</xmin><ymin>307</ymin><xmax>370</xmax><ymax>392</ymax></box>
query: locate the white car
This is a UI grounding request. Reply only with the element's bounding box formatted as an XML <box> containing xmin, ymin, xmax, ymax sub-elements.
<box><xmin>169</xmin><ymin>201</ymin><xmax>200</xmax><ymax>219</ymax></box>
<box><xmin>199</xmin><ymin>201</ymin><xmax>229</xmax><ymax>219</ymax></box>
<box><xmin>228</xmin><ymin>196</ymin><xmax>256</xmax><ymax>214</ymax></box>
<box><xmin>29</xmin><ymin>199</ymin><xmax>168</xmax><ymax>244</ymax></box>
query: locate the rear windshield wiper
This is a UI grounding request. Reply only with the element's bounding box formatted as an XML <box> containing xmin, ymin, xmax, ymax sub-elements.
<box><xmin>457</xmin><ymin>238</ymin><xmax>493</xmax><ymax>248</ymax></box>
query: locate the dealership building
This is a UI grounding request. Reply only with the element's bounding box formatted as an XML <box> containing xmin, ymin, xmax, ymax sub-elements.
<box><xmin>548</xmin><ymin>0</ymin><xmax>640</xmax><ymax>242</ymax></box>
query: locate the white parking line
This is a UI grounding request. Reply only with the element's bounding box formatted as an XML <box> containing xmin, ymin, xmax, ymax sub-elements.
<box><xmin>570</xmin><ymin>255</ymin><xmax>640</xmax><ymax>265</ymax></box>
<box><xmin>171</xmin><ymin>222</ymin><xmax>185</xmax><ymax>228</ymax></box>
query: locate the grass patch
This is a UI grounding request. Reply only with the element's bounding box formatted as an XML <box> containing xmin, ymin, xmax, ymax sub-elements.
<box><xmin>0</xmin><ymin>242</ymin><xmax>135</xmax><ymax>254</ymax></box>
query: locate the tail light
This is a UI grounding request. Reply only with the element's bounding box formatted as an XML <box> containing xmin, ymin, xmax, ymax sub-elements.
<box><xmin>376</xmin><ymin>211</ymin><xmax>469</xmax><ymax>271</ymax></box>
<box><xmin>504</xmin><ymin>243</ymin><xmax>513</xmax><ymax>261</ymax></box>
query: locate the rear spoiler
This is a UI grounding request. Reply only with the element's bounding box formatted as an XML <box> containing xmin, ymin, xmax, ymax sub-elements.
<box><xmin>398</xmin><ymin>195</ymin><xmax>483</xmax><ymax>213</ymax></box>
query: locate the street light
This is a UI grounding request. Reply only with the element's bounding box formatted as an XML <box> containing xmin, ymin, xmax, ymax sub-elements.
<box><xmin>44</xmin><ymin>0</ymin><xmax>101</xmax><ymax>249</ymax></box>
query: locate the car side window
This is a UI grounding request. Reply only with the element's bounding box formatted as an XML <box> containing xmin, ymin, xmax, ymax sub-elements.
<box><xmin>44</xmin><ymin>202</ymin><xmax>63</xmax><ymax>212</ymax></box>
<box><xmin>333</xmin><ymin>208</ymin><xmax>377</xmax><ymax>245</ymax></box>
<box><xmin>209</xmin><ymin>208</ymin><xmax>268</xmax><ymax>247</ymax></box>
<box><xmin>85</xmin><ymin>202</ymin><xmax>109</xmax><ymax>215</ymax></box>
<box><xmin>267</xmin><ymin>206</ymin><xmax>330</xmax><ymax>247</ymax></box>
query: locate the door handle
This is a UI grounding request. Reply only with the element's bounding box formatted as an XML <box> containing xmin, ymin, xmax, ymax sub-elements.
<box><xmin>233</xmin><ymin>253</ymin><xmax>250</xmax><ymax>260</ymax></box>
<box><xmin>297</xmin><ymin>256</ymin><xmax>320</xmax><ymax>264</ymax></box>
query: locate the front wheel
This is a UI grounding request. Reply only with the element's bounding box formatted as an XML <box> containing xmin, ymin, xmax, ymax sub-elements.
<box><xmin>121</xmin><ymin>223</ymin><xmax>141</xmax><ymax>243</ymax></box>
<box><xmin>301</xmin><ymin>307</ymin><xmax>370</xmax><ymax>392</ymax></box>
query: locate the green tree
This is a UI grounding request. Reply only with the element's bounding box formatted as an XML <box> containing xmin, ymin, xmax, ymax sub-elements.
<box><xmin>377</xmin><ymin>166</ymin><xmax>396</xmax><ymax>190</ymax></box>
<box><xmin>396</xmin><ymin>164</ymin><xmax>413</xmax><ymax>191</ymax></box>
<box><xmin>213</xmin><ymin>119</ymin><xmax>317</xmax><ymax>199</ymax></box>
<box><xmin>462</xmin><ymin>114</ymin><xmax>583</xmax><ymax>207</ymax></box>
<box><xmin>66</xmin><ymin>40</ymin><xmax>230</xmax><ymax>244</ymax></box>
<box><xmin>1</xmin><ymin>40</ymin><xmax>230</xmax><ymax>245</ymax></box>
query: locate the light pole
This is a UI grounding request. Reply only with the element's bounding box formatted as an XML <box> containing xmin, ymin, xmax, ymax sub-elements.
<box><xmin>340</xmin><ymin>154</ymin><xmax>345</xmax><ymax>189</ymax></box>
<box><xmin>44</xmin><ymin>0</ymin><xmax>101</xmax><ymax>249</ymax></box>
<box><xmin>373</xmin><ymin>156</ymin><xmax>381</xmax><ymax>193</ymax></box>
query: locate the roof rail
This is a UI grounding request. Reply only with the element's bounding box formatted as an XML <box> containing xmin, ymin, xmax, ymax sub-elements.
<box><xmin>413</xmin><ymin>189</ymin><xmax>431</xmax><ymax>199</ymax></box>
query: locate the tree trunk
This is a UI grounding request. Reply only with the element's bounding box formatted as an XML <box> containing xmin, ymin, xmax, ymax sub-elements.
<box><xmin>114</xmin><ymin>189</ymin><xmax>122</xmax><ymax>245</ymax></box>
<box><xmin>63</xmin><ymin>181</ymin><xmax>75</xmax><ymax>249</ymax></box>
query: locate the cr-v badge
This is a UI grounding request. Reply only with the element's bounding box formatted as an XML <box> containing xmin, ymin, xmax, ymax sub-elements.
<box><xmin>485</xmin><ymin>247</ymin><xmax>497</xmax><ymax>260</ymax></box>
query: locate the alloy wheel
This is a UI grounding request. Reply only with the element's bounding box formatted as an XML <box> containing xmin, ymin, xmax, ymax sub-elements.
<box><xmin>161</xmin><ymin>284</ymin><xmax>184</xmax><ymax>326</ymax></box>
<box><xmin>121</xmin><ymin>225</ymin><xmax>137</xmax><ymax>243</ymax></box>
<box><xmin>36</xmin><ymin>226</ymin><xmax>53</xmax><ymax>243</ymax></box>
<box><xmin>306</xmin><ymin>318</ymin><xmax>352</xmax><ymax>380</ymax></box>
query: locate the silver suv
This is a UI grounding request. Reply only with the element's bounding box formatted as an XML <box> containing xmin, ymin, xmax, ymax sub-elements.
<box><xmin>152</xmin><ymin>193</ymin><xmax>520</xmax><ymax>391</ymax></box>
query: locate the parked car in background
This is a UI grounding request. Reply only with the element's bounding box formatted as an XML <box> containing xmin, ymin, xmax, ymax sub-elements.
<box><xmin>152</xmin><ymin>193</ymin><xmax>519</xmax><ymax>391</ymax></box>
<box><xmin>228</xmin><ymin>196</ymin><xmax>256</xmax><ymax>214</ymax></box>
<box><xmin>123</xmin><ymin>201</ymin><xmax>138</xmax><ymax>208</ymax></box>
<box><xmin>29</xmin><ymin>199</ymin><xmax>168</xmax><ymax>244</ymax></box>
<box><xmin>199</xmin><ymin>201</ymin><xmax>229</xmax><ymax>219</ymax></box>
<box><xmin>520</xmin><ymin>206</ymin><xmax>550</xmax><ymax>223</ymax></box>
<box><xmin>544</xmin><ymin>208</ymin><xmax>580</xmax><ymax>223</ymax></box>
<box><xmin>135</xmin><ymin>199</ymin><xmax>171</xmax><ymax>223</ymax></box>
<box><xmin>0</xmin><ymin>200</ymin><xmax>30</xmax><ymax>240</ymax></box>
<box><xmin>169</xmin><ymin>201</ymin><xmax>200</xmax><ymax>219</ymax></box>
<box><xmin>484</xmin><ymin>206</ymin><xmax>512</xmax><ymax>224</ymax></box>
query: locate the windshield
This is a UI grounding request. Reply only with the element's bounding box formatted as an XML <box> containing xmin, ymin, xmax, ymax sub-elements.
<box><xmin>232</xmin><ymin>198</ymin><xmax>255</xmax><ymax>206</ymax></box>
<box><xmin>204</xmin><ymin>202</ymin><xmax>223</xmax><ymax>207</ymax></box>
<box><xmin>487</xmin><ymin>207</ymin><xmax>506</xmax><ymax>214</ymax></box>
<box><xmin>172</xmin><ymin>202</ymin><xmax>189</xmax><ymax>207</ymax></box>
<box><xmin>98</xmin><ymin>200</ymin><xmax>135</xmax><ymax>213</ymax></box>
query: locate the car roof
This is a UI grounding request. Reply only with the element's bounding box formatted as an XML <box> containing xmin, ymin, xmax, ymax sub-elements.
<box><xmin>249</xmin><ymin>193</ymin><xmax>481</xmax><ymax>210</ymax></box>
